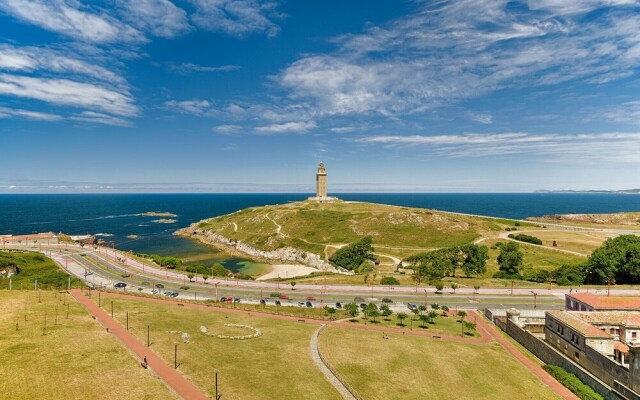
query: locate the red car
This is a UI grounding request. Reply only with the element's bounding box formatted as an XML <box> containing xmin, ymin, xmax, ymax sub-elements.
<box><xmin>279</xmin><ymin>294</ymin><xmax>290</xmax><ymax>300</ymax></box>
<box><xmin>306</xmin><ymin>296</ymin><xmax>316</xmax><ymax>301</ymax></box>
<box><xmin>225</xmin><ymin>297</ymin><xmax>233</xmax><ymax>303</ymax></box>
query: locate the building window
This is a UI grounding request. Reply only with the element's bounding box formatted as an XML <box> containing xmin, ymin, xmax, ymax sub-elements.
<box><xmin>575</xmin><ymin>351</ymin><xmax>579</xmax><ymax>359</ymax></box>
<box><xmin>632</xmin><ymin>332</ymin><xmax>637</xmax><ymax>339</ymax></box>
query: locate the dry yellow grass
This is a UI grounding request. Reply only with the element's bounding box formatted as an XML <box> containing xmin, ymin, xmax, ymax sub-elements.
<box><xmin>318</xmin><ymin>326</ymin><xmax>561</xmax><ymax>400</ymax></box>
<box><xmin>512</xmin><ymin>230</ymin><xmax>612</xmax><ymax>255</ymax></box>
<box><xmin>0</xmin><ymin>290</ymin><xmax>176</xmax><ymax>400</ymax></box>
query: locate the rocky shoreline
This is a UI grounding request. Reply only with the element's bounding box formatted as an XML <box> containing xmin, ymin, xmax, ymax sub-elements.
<box><xmin>176</xmin><ymin>225</ymin><xmax>344</xmax><ymax>274</ymax></box>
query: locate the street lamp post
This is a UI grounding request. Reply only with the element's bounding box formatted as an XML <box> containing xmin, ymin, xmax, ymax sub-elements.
<box><xmin>530</xmin><ymin>291</ymin><xmax>537</xmax><ymax>309</ymax></box>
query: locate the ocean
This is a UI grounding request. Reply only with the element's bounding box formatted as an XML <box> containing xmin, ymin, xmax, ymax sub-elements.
<box><xmin>1</xmin><ymin>193</ymin><xmax>639</xmax><ymax>271</ymax></box>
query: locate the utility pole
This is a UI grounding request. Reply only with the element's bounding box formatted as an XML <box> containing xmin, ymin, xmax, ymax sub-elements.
<box><xmin>147</xmin><ymin>324</ymin><xmax>150</xmax><ymax>347</ymax></box>
<box><xmin>215</xmin><ymin>369</ymin><xmax>221</xmax><ymax>399</ymax></box>
<box><xmin>174</xmin><ymin>343</ymin><xmax>178</xmax><ymax>369</ymax></box>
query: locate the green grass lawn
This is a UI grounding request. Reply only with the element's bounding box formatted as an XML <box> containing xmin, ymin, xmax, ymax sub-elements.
<box><xmin>484</xmin><ymin>239</ymin><xmax>584</xmax><ymax>275</ymax></box>
<box><xmin>346</xmin><ymin>312</ymin><xmax>480</xmax><ymax>337</ymax></box>
<box><xmin>0</xmin><ymin>291</ymin><xmax>175</xmax><ymax>400</ymax></box>
<box><xmin>100</xmin><ymin>295</ymin><xmax>342</xmax><ymax>400</ymax></box>
<box><xmin>0</xmin><ymin>250</ymin><xmax>84</xmax><ymax>290</ymax></box>
<box><xmin>318</xmin><ymin>326</ymin><xmax>561</xmax><ymax>400</ymax></box>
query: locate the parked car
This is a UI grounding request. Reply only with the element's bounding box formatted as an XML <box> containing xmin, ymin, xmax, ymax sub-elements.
<box><xmin>360</xmin><ymin>303</ymin><xmax>367</xmax><ymax>309</ymax></box>
<box><xmin>306</xmin><ymin>296</ymin><xmax>316</xmax><ymax>301</ymax></box>
<box><xmin>152</xmin><ymin>289</ymin><xmax>159</xmax><ymax>294</ymax></box>
<box><xmin>114</xmin><ymin>282</ymin><xmax>127</xmax><ymax>288</ymax></box>
<box><xmin>408</xmin><ymin>303</ymin><xmax>417</xmax><ymax>310</ymax></box>
<box><xmin>220</xmin><ymin>296</ymin><xmax>227</xmax><ymax>302</ymax></box>
<box><xmin>170</xmin><ymin>291</ymin><xmax>179</xmax><ymax>298</ymax></box>
<box><xmin>335</xmin><ymin>302</ymin><xmax>342</xmax><ymax>309</ymax></box>
<box><xmin>260</xmin><ymin>299</ymin><xmax>266</xmax><ymax>305</ymax></box>
<box><xmin>298</xmin><ymin>302</ymin><xmax>305</xmax><ymax>307</ymax></box>
<box><xmin>155</xmin><ymin>283</ymin><xmax>164</xmax><ymax>289</ymax></box>
<box><xmin>306</xmin><ymin>301</ymin><xmax>313</xmax><ymax>308</ymax></box>
<box><xmin>233</xmin><ymin>297</ymin><xmax>240</xmax><ymax>303</ymax></box>
<box><xmin>275</xmin><ymin>300</ymin><xmax>281</xmax><ymax>306</ymax></box>
<box><xmin>279</xmin><ymin>294</ymin><xmax>290</xmax><ymax>300</ymax></box>
<box><xmin>163</xmin><ymin>291</ymin><xmax>173</xmax><ymax>296</ymax></box>
<box><xmin>225</xmin><ymin>297</ymin><xmax>233</xmax><ymax>303</ymax></box>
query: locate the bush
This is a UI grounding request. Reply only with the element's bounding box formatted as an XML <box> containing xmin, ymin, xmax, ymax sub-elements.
<box><xmin>329</xmin><ymin>236</ymin><xmax>374</xmax><ymax>271</ymax></box>
<box><xmin>554</xmin><ymin>264</ymin><xmax>585</xmax><ymax>286</ymax></box>
<box><xmin>542</xmin><ymin>365</ymin><xmax>604</xmax><ymax>400</ymax></box>
<box><xmin>508</xmin><ymin>233</ymin><xmax>543</xmax><ymax>245</ymax></box>
<box><xmin>179</xmin><ymin>286</ymin><xmax>190</xmax><ymax>290</ymax></box>
<box><xmin>270</xmin><ymin>292</ymin><xmax>281</xmax><ymax>297</ymax></box>
<box><xmin>523</xmin><ymin>269</ymin><xmax>550</xmax><ymax>283</ymax></box>
<box><xmin>380</xmin><ymin>276</ymin><xmax>400</xmax><ymax>285</ymax></box>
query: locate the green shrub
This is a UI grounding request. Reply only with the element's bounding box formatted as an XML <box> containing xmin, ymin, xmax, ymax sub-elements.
<box><xmin>508</xmin><ymin>233</ymin><xmax>543</xmax><ymax>245</ymax></box>
<box><xmin>380</xmin><ymin>276</ymin><xmax>400</xmax><ymax>285</ymax></box>
<box><xmin>329</xmin><ymin>236</ymin><xmax>374</xmax><ymax>271</ymax></box>
<box><xmin>542</xmin><ymin>365</ymin><xmax>604</xmax><ymax>400</ymax></box>
<box><xmin>270</xmin><ymin>292</ymin><xmax>281</xmax><ymax>297</ymax></box>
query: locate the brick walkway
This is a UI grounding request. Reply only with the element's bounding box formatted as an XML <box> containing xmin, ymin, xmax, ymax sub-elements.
<box><xmin>474</xmin><ymin>314</ymin><xmax>579</xmax><ymax>400</ymax></box>
<box><xmin>71</xmin><ymin>290</ymin><xmax>209</xmax><ymax>400</ymax></box>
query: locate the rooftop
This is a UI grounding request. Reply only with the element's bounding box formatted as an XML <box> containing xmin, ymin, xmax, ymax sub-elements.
<box><xmin>577</xmin><ymin>312</ymin><xmax>640</xmax><ymax>328</ymax></box>
<box><xmin>548</xmin><ymin>311</ymin><xmax>613</xmax><ymax>338</ymax></box>
<box><xmin>568</xmin><ymin>293</ymin><xmax>640</xmax><ymax>311</ymax></box>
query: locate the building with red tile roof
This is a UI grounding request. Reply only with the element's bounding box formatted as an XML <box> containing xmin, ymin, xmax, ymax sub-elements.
<box><xmin>566</xmin><ymin>293</ymin><xmax>640</xmax><ymax>312</ymax></box>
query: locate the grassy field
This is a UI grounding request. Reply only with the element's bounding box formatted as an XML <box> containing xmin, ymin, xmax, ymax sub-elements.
<box><xmin>0</xmin><ymin>250</ymin><xmax>84</xmax><ymax>290</ymax></box>
<box><xmin>182</xmin><ymin>200</ymin><xmax>509</xmax><ymax>256</ymax></box>
<box><xmin>528</xmin><ymin>212</ymin><xmax>640</xmax><ymax>230</ymax></box>
<box><xmin>508</xmin><ymin>230</ymin><xmax>611</xmax><ymax>255</ymax></box>
<box><xmin>484</xmin><ymin>239</ymin><xmax>584</xmax><ymax>275</ymax></box>
<box><xmin>346</xmin><ymin>311</ymin><xmax>480</xmax><ymax>337</ymax></box>
<box><xmin>318</xmin><ymin>326</ymin><xmax>560</xmax><ymax>400</ymax></box>
<box><xmin>101</xmin><ymin>295</ymin><xmax>342</xmax><ymax>400</ymax></box>
<box><xmin>0</xmin><ymin>291</ymin><xmax>175</xmax><ymax>400</ymax></box>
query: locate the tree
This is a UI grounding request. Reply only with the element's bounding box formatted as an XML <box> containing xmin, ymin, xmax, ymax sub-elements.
<box><xmin>329</xmin><ymin>236</ymin><xmax>374</xmax><ymax>271</ymax></box>
<box><xmin>496</xmin><ymin>242</ymin><xmax>523</xmax><ymax>277</ymax></box>
<box><xmin>431</xmin><ymin>303</ymin><xmax>440</xmax><ymax>310</ymax></box>
<box><xmin>397</xmin><ymin>312</ymin><xmax>408</xmax><ymax>326</ymax></box>
<box><xmin>380</xmin><ymin>276</ymin><xmax>400</xmax><ymax>285</ymax></box>
<box><xmin>345</xmin><ymin>303</ymin><xmax>359</xmax><ymax>320</ymax></box>
<box><xmin>290</xmin><ymin>281</ymin><xmax>297</xmax><ymax>290</ymax></box>
<box><xmin>381</xmin><ymin>304</ymin><xmax>393</xmax><ymax>318</ymax></box>
<box><xmin>435</xmin><ymin>281</ymin><xmax>444</xmax><ymax>293</ymax></box>
<box><xmin>419</xmin><ymin>314</ymin><xmax>430</xmax><ymax>328</ymax></box>
<box><xmin>451</xmin><ymin>283</ymin><xmax>458</xmax><ymax>293</ymax></box>
<box><xmin>460</xmin><ymin>244</ymin><xmax>489</xmax><ymax>277</ymax></box>
<box><xmin>428</xmin><ymin>311</ymin><xmax>439</xmax><ymax>322</ymax></box>
<box><xmin>473</xmin><ymin>284</ymin><xmax>481</xmax><ymax>292</ymax></box>
<box><xmin>367</xmin><ymin>304</ymin><xmax>381</xmax><ymax>323</ymax></box>
<box><xmin>586</xmin><ymin>235</ymin><xmax>640</xmax><ymax>284</ymax></box>
<box><xmin>457</xmin><ymin>310</ymin><xmax>467</xmax><ymax>321</ymax></box>
<box><xmin>441</xmin><ymin>305</ymin><xmax>449</xmax><ymax>316</ymax></box>
<box><xmin>418</xmin><ymin>305</ymin><xmax>426</xmax><ymax>315</ymax></box>
<box><xmin>187</xmin><ymin>273</ymin><xmax>194</xmax><ymax>282</ymax></box>
<box><xmin>553</xmin><ymin>264</ymin><xmax>585</xmax><ymax>286</ymax></box>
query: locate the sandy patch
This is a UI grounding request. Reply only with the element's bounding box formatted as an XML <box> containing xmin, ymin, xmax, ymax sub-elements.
<box><xmin>256</xmin><ymin>264</ymin><xmax>317</xmax><ymax>281</ymax></box>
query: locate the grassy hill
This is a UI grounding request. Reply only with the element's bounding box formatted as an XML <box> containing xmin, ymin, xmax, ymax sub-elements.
<box><xmin>180</xmin><ymin>200</ymin><xmax>508</xmax><ymax>259</ymax></box>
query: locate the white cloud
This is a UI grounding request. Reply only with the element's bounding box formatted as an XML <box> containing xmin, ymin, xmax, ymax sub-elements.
<box><xmin>0</xmin><ymin>74</ymin><xmax>138</xmax><ymax>116</ymax></box>
<box><xmin>212</xmin><ymin>124</ymin><xmax>241</xmax><ymax>134</ymax></box>
<box><xmin>355</xmin><ymin>132</ymin><xmax>640</xmax><ymax>162</ymax></box>
<box><xmin>70</xmin><ymin>111</ymin><xmax>131</xmax><ymax>126</ymax></box>
<box><xmin>167</xmin><ymin>62</ymin><xmax>241</xmax><ymax>73</ymax></box>
<box><xmin>468</xmin><ymin>113</ymin><xmax>493</xmax><ymax>125</ymax></box>
<box><xmin>118</xmin><ymin>0</ymin><xmax>190</xmax><ymax>38</ymax></box>
<box><xmin>598</xmin><ymin>101</ymin><xmax>640</xmax><ymax>124</ymax></box>
<box><xmin>0</xmin><ymin>0</ymin><xmax>144</xmax><ymax>43</ymax></box>
<box><xmin>0</xmin><ymin>106</ymin><xmax>62</xmax><ymax>121</ymax></box>
<box><xmin>255</xmin><ymin>120</ymin><xmax>316</xmax><ymax>134</ymax></box>
<box><xmin>0</xmin><ymin>45</ymin><xmax>125</xmax><ymax>85</ymax></box>
<box><xmin>164</xmin><ymin>99</ymin><xmax>212</xmax><ymax>115</ymax></box>
<box><xmin>275</xmin><ymin>0</ymin><xmax>640</xmax><ymax>118</ymax></box>
<box><xmin>189</xmin><ymin>0</ymin><xmax>282</xmax><ymax>37</ymax></box>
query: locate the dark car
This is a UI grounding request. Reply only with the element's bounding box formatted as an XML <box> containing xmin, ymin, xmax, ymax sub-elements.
<box><xmin>170</xmin><ymin>291</ymin><xmax>179</xmax><ymax>298</ymax></box>
<box><xmin>298</xmin><ymin>302</ymin><xmax>305</xmax><ymax>307</ymax></box>
<box><xmin>408</xmin><ymin>303</ymin><xmax>417</xmax><ymax>310</ymax></box>
<box><xmin>360</xmin><ymin>303</ymin><xmax>367</xmax><ymax>309</ymax></box>
<box><xmin>220</xmin><ymin>296</ymin><xmax>227</xmax><ymax>302</ymax></box>
<box><xmin>275</xmin><ymin>300</ymin><xmax>281</xmax><ymax>306</ymax></box>
<box><xmin>260</xmin><ymin>299</ymin><xmax>266</xmax><ymax>305</ymax></box>
<box><xmin>163</xmin><ymin>291</ymin><xmax>173</xmax><ymax>296</ymax></box>
<box><xmin>306</xmin><ymin>301</ymin><xmax>313</xmax><ymax>308</ymax></box>
<box><xmin>114</xmin><ymin>282</ymin><xmax>127</xmax><ymax>288</ymax></box>
<box><xmin>155</xmin><ymin>283</ymin><xmax>165</xmax><ymax>289</ymax></box>
<box><xmin>233</xmin><ymin>297</ymin><xmax>240</xmax><ymax>303</ymax></box>
<box><xmin>335</xmin><ymin>302</ymin><xmax>342</xmax><ymax>309</ymax></box>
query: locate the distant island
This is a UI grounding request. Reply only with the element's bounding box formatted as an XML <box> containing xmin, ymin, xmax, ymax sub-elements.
<box><xmin>137</xmin><ymin>211</ymin><xmax>177</xmax><ymax>217</ymax></box>
<box><xmin>535</xmin><ymin>189</ymin><xmax>640</xmax><ymax>194</ymax></box>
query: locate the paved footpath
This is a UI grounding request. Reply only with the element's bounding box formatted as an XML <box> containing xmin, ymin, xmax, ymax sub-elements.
<box><xmin>310</xmin><ymin>325</ymin><xmax>358</xmax><ymax>400</ymax></box>
<box><xmin>474</xmin><ymin>314</ymin><xmax>579</xmax><ymax>400</ymax></box>
<box><xmin>71</xmin><ymin>290</ymin><xmax>209</xmax><ymax>400</ymax></box>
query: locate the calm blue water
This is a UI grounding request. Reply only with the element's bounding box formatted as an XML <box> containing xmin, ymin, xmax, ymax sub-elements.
<box><xmin>1</xmin><ymin>193</ymin><xmax>639</xmax><ymax>257</ymax></box>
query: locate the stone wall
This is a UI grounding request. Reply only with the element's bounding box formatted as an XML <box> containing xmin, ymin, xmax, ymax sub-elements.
<box><xmin>505</xmin><ymin>319</ymin><xmax>636</xmax><ymax>400</ymax></box>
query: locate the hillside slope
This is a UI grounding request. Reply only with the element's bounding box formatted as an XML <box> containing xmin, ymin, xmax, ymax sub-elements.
<box><xmin>177</xmin><ymin>200</ymin><xmax>506</xmax><ymax>268</ymax></box>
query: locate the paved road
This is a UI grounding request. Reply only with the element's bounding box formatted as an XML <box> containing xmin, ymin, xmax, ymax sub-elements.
<box><xmin>7</xmin><ymin>242</ymin><xmax>640</xmax><ymax>308</ymax></box>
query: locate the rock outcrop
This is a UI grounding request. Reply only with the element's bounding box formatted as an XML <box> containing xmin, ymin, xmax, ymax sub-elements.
<box><xmin>184</xmin><ymin>228</ymin><xmax>339</xmax><ymax>272</ymax></box>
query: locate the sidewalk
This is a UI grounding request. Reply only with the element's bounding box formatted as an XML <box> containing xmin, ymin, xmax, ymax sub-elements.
<box><xmin>71</xmin><ymin>290</ymin><xmax>209</xmax><ymax>400</ymax></box>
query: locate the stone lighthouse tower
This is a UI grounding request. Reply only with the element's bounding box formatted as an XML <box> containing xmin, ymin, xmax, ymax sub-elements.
<box><xmin>316</xmin><ymin>161</ymin><xmax>327</xmax><ymax>198</ymax></box>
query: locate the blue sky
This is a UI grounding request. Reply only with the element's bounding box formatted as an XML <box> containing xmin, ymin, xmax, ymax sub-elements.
<box><xmin>1</xmin><ymin>0</ymin><xmax>640</xmax><ymax>193</ymax></box>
